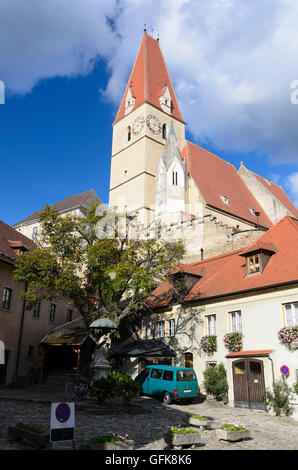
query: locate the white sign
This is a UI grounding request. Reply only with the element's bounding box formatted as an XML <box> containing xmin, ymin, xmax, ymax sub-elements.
<box><xmin>50</xmin><ymin>402</ymin><xmax>75</xmax><ymax>442</ymax></box>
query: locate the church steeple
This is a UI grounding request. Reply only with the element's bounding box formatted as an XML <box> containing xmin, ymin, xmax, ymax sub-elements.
<box><xmin>114</xmin><ymin>32</ymin><xmax>185</xmax><ymax>125</ymax></box>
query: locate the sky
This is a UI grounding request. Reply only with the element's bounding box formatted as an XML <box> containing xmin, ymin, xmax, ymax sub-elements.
<box><xmin>1</xmin><ymin>0</ymin><xmax>298</xmax><ymax>226</ymax></box>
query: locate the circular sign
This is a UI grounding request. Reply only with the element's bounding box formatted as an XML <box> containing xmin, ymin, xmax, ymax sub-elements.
<box><xmin>55</xmin><ymin>402</ymin><xmax>71</xmax><ymax>423</ymax></box>
<box><xmin>280</xmin><ymin>365</ymin><xmax>290</xmax><ymax>376</ymax></box>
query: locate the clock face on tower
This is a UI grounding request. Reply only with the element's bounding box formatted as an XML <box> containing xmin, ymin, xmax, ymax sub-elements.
<box><xmin>131</xmin><ymin>115</ymin><xmax>145</xmax><ymax>135</ymax></box>
<box><xmin>146</xmin><ymin>114</ymin><xmax>162</xmax><ymax>135</ymax></box>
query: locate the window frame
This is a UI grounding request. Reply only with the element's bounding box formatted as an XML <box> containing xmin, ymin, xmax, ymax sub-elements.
<box><xmin>33</xmin><ymin>301</ymin><xmax>41</xmax><ymax>319</ymax></box>
<box><xmin>49</xmin><ymin>303</ymin><xmax>56</xmax><ymax>323</ymax></box>
<box><xmin>247</xmin><ymin>253</ymin><xmax>261</xmax><ymax>274</ymax></box>
<box><xmin>229</xmin><ymin>310</ymin><xmax>242</xmax><ymax>333</ymax></box>
<box><xmin>283</xmin><ymin>302</ymin><xmax>298</xmax><ymax>327</ymax></box>
<box><xmin>167</xmin><ymin>319</ymin><xmax>175</xmax><ymax>337</ymax></box>
<box><xmin>157</xmin><ymin>320</ymin><xmax>165</xmax><ymax>338</ymax></box>
<box><xmin>2</xmin><ymin>287</ymin><xmax>12</xmax><ymax>310</ymax></box>
<box><xmin>205</xmin><ymin>314</ymin><xmax>216</xmax><ymax>336</ymax></box>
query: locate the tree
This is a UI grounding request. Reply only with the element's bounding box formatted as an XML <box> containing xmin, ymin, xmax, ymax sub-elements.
<box><xmin>13</xmin><ymin>204</ymin><xmax>185</xmax><ymax>339</ymax></box>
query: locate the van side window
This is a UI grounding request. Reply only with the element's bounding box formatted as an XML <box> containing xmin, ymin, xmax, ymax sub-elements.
<box><xmin>150</xmin><ymin>368</ymin><xmax>163</xmax><ymax>379</ymax></box>
<box><xmin>177</xmin><ymin>370</ymin><xmax>196</xmax><ymax>381</ymax></box>
<box><xmin>163</xmin><ymin>370</ymin><xmax>173</xmax><ymax>381</ymax></box>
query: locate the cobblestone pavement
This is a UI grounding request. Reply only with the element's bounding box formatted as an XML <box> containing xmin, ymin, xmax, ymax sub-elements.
<box><xmin>0</xmin><ymin>384</ymin><xmax>297</xmax><ymax>451</ymax></box>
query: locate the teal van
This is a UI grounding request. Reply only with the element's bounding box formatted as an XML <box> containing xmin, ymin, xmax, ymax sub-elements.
<box><xmin>135</xmin><ymin>365</ymin><xmax>200</xmax><ymax>404</ymax></box>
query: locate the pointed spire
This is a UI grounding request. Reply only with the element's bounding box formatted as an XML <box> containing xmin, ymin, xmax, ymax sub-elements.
<box><xmin>168</xmin><ymin>121</ymin><xmax>176</xmax><ymax>136</ymax></box>
<box><xmin>161</xmin><ymin>122</ymin><xmax>183</xmax><ymax>170</ymax></box>
<box><xmin>113</xmin><ymin>33</ymin><xmax>185</xmax><ymax>125</ymax></box>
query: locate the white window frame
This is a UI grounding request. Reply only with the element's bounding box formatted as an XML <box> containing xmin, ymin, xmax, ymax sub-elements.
<box><xmin>158</xmin><ymin>321</ymin><xmax>165</xmax><ymax>338</ymax></box>
<box><xmin>168</xmin><ymin>319</ymin><xmax>175</xmax><ymax>337</ymax></box>
<box><xmin>229</xmin><ymin>310</ymin><xmax>242</xmax><ymax>333</ymax></box>
<box><xmin>206</xmin><ymin>314</ymin><xmax>216</xmax><ymax>336</ymax></box>
<box><xmin>283</xmin><ymin>302</ymin><xmax>298</xmax><ymax>327</ymax></box>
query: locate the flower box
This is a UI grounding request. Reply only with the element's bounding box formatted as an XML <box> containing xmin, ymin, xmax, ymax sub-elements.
<box><xmin>216</xmin><ymin>429</ymin><xmax>250</xmax><ymax>442</ymax></box>
<box><xmin>79</xmin><ymin>439</ymin><xmax>135</xmax><ymax>450</ymax></box>
<box><xmin>164</xmin><ymin>429</ymin><xmax>201</xmax><ymax>449</ymax></box>
<box><xmin>8</xmin><ymin>424</ymin><xmax>49</xmax><ymax>449</ymax></box>
<box><xmin>187</xmin><ymin>415</ymin><xmax>212</xmax><ymax>429</ymax></box>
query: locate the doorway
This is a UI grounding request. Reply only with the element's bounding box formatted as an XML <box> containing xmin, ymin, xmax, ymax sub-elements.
<box><xmin>232</xmin><ymin>358</ymin><xmax>266</xmax><ymax>409</ymax></box>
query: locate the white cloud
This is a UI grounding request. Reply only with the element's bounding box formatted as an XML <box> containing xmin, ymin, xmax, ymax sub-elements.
<box><xmin>1</xmin><ymin>0</ymin><xmax>298</xmax><ymax>166</ymax></box>
<box><xmin>286</xmin><ymin>172</ymin><xmax>298</xmax><ymax>206</ymax></box>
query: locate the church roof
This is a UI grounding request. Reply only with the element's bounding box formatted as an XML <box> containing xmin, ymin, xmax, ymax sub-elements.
<box><xmin>181</xmin><ymin>141</ymin><xmax>273</xmax><ymax>229</ymax></box>
<box><xmin>114</xmin><ymin>32</ymin><xmax>185</xmax><ymax>124</ymax></box>
<box><xmin>13</xmin><ymin>189</ymin><xmax>102</xmax><ymax>227</ymax></box>
<box><xmin>247</xmin><ymin>169</ymin><xmax>298</xmax><ymax>218</ymax></box>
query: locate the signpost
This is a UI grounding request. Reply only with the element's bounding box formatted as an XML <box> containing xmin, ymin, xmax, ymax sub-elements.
<box><xmin>50</xmin><ymin>402</ymin><xmax>75</xmax><ymax>446</ymax></box>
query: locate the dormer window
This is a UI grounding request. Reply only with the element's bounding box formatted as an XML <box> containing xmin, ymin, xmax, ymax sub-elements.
<box><xmin>125</xmin><ymin>86</ymin><xmax>135</xmax><ymax>115</ymax></box>
<box><xmin>248</xmin><ymin>254</ymin><xmax>260</xmax><ymax>274</ymax></box>
<box><xmin>240</xmin><ymin>242</ymin><xmax>276</xmax><ymax>276</ymax></box>
<box><xmin>220</xmin><ymin>195</ymin><xmax>229</xmax><ymax>205</ymax></box>
<box><xmin>159</xmin><ymin>85</ymin><xmax>172</xmax><ymax>114</ymax></box>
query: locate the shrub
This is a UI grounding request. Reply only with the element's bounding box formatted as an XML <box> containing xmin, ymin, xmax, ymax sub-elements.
<box><xmin>220</xmin><ymin>421</ymin><xmax>247</xmax><ymax>431</ymax></box>
<box><xmin>90</xmin><ymin>370</ymin><xmax>141</xmax><ymax>403</ymax></box>
<box><xmin>264</xmin><ymin>379</ymin><xmax>293</xmax><ymax>416</ymax></box>
<box><xmin>168</xmin><ymin>426</ymin><xmax>198</xmax><ymax>435</ymax></box>
<box><xmin>203</xmin><ymin>363</ymin><xmax>228</xmax><ymax>400</ymax></box>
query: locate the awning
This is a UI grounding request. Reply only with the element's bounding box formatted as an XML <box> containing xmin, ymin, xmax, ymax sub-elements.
<box><xmin>226</xmin><ymin>349</ymin><xmax>274</xmax><ymax>358</ymax></box>
<box><xmin>110</xmin><ymin>339</ymin><xmax>177</xmax><ymax>358</ymax></box>
<box><xmin>40</xmin><ymin>317</ymin><xmax>89</xmax><ymax>346</ymax></box>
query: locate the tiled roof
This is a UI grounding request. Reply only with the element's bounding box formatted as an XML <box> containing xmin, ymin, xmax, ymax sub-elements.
<box><xmin>226</xmin><ymin>349</ymin><xmax>274</xmax><ymax>358</ymax></box>
<box><xmin>181</xmin><ymin>141</ymin><xmax>273</xmax><ymax>229</ymax></box>
<box><xmin>114</xmin><ymin>32</ymin><xmax>185</xmax><ymax>124</ymax></box>
<box><xmin>13</xmin><ymin>189</ymin><xmax>102</xmax><ymax>227</ymax></box>
<box><xmin>148</xmin><ymin>216</ymin><xmax>298</xmax><ymax>308</ymax></box>
<box><xmin>0</xmin><ymin>220</ymin><xmax>36</xmax><ymax>264</ymax></box>
<box><xmin>251</xmin><ymin>171</ymin><xmax>298</xmax><ymax>218</ymax></box>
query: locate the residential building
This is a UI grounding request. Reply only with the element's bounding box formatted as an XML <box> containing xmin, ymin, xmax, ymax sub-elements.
<box><xmin>0</xmin><ymin>220</ymin><xmax>79</xmax><ymax>385</ymax></box>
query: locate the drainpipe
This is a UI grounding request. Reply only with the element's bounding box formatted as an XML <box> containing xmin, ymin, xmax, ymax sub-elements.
<box><xmin>268</xmin><ymin>354</ymin><xmax>275</xmax><ymax>387</ymax></box>
<box><xmin>15</xmin><ymin>281</ymin><xmax>28</xmax><ymax>377</ymax></box>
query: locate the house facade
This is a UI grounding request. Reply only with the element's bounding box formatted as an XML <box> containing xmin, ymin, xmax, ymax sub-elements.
<box><xmin>0</xmin><ymin>220</ymin><xmax>80</xmax><ymax>385</ymax></box>
<box><xmin>122</xmin><ymin>216</ymin><xmax>298</xmax><ymax>418</ymax></box>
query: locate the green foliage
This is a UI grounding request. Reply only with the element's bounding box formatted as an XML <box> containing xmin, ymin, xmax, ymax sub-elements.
<box><xmin>200</xmin><ymin>335</ymin><xmax>217</xmax><ymax>355</ymax></box>
<box><xmin>186</xmin><ymin>414</ymin><xmax>208</xmax><ymax>421</ymax></box>
<box><xmin>13</xmin><ymin>204</ymin><xmax>185</xmax><ymax>328</ymax></box>
<box><xmin>88</xmin><ymin>433</ymin><xmax>128</xmax><ymax>444</ymax></box>
<box><xmin>89</xmin><ymin>370</ymin><xmax>141</xmax><ymax>403</ymax></box>
<box><xmin>264</xmin><ymin>379</ymin><xmax>293</xmax><ymax>416</ymax></box>
<box><xmin>169</xmin><ymin>426</ymin><xmax>198</xmax><ymax>435</ymax></box>
<box><xmin>203</xmin><ymin>363</ymin><xmax>228</xmax><ymax>399</ymax></box>
<box><xmin>220</xmin><ymin>422</ymin><xmax>247</xmax><ymax>431</ymax></box>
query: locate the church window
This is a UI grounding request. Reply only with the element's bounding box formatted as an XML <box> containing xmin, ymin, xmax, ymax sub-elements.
<box><xmin>162</xmin><ymin>123</ymin><xmax>166</xmax><ymax>139</ymax></box>
<box><xmin>128</xmin><ymin>126</ymin><xmax>131</xmax><ymax>141</ymax></box>
<box><xmin>172</xmin><ymin>171</ymin><xmax>178</xmax><ymax>186</ymax></box>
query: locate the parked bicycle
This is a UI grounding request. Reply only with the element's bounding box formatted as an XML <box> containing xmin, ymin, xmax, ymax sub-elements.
<box><xmin>65</xmin><ymin>374</ymin><xmax>89</xmax><ymax>401</ymax></box>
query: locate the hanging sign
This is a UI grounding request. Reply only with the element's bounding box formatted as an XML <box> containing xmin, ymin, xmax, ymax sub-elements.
<box><xmin>50</xmin><ymin>402</ymin><xmax>75</xmax><ymax>442</ymax></box>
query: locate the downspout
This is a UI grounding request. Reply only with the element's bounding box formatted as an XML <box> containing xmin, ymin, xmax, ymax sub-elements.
<box><xmin>268</xmin><ymin>353</ymin><xmax>275</xmax><ymax>386</ymax></box>
<box><xmin>15</xmin><ymin>281</ymin><xmax>28</xmax><ymax>377</ymax></box>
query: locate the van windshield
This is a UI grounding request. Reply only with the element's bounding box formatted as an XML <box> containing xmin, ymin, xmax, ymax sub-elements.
<box><xmin>176</xmin><ymin>370</ymin><xmax>196</xmax><ymax>381</ymax></box>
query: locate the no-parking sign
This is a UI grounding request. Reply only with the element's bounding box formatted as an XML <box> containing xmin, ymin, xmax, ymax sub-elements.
<box><xmin>50</xmin><ymin>402</ymin><xmax>75</xmax><ymax>442</ymax></box>
<box><xmin>280</xmin><ymin>365</ymin><xmax>290</xmax><ymax>376</ymax></box>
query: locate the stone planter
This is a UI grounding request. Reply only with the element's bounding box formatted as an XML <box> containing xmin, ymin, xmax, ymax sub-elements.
<box><xmin>164</xmin><ymin>431</ymin><xmax>201</xmax><ymax>449</ymax></box>
<box><xmin>216</xmin><ymin>428</ymin><xmax>250</xmax><ymax>442</ymax></box>
<box><xmin>79</xmin><ymin>439</ymin><xmax>135</xmax><ymax>450</ymax></box>
<box><xmin>188</xmin><ymin>416</ymin><xmax>212</xmax><ymax>429</ymax></box>
<box><xmin>8</xmin><ymin>425</ymin><xmax>49</xmax><ymax>449</ymax></box>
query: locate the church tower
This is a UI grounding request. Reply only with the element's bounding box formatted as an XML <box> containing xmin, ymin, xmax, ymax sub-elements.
<box><xmin>109</xmin><ymin>31</ymin><xmax>186</xmax><ymax>226</ymax></box>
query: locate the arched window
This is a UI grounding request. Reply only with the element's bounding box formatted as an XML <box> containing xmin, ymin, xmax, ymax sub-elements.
<box><xmin>172</xmin><ymin>171</ymin><xmax>178</xmax><ymax>186</ymax></box>
<box><xmin>128</xmin><ymin>126</ymin><xmax>131</xmax><ymax>141</ymax></box>
<box><xmin>162</xmin><ymin>123</ymin><xmax>166</xmax><ymax>139</ymax></box>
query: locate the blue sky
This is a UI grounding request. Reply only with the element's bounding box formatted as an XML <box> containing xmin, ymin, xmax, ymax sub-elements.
<box><xmin>1</xmin><ymin>0</ymin><xmax>298</xmax><ymax>226</ymax></box>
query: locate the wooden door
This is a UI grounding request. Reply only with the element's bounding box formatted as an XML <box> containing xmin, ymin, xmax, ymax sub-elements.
<box><xmin>232</xmin><ymin>358</ymin><xmax>265</xmax><ymax>409</ymax></box>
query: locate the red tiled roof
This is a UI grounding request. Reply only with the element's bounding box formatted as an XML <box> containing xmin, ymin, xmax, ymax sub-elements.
<box><xmin>251</xmin><ymin>171</ymin><xmax>298</xmax><ymax>218</ymax></box>
<box><xmin>239</xmin><ymin>241</ymin><xmax>276</xmax><ymax>256</ymax></box>
<box><xmin>147</xmin><ymin>216</ymin><xmax>298</xmax><ymax>309</ymax></box>
<box><xmin>114</xmin><ymin>32</ymin><xmax>185</xmax><ymax>124</ymax></box>
<box><xmin>0</xmin><ymin>221</ymin><xmax>36</xmax><ymax>264</ymax></box>
<box><xmin>226</xmin><ymin>349</ymin><xmax>274</xmax><ymax>358</ymax></box>
<box><xmin>185</xmin><ymin>216</ymin><xmax>298</xmax><ymax>302</ymax></box>
<box><xmin>181</xmin><ymin>141</ymin><xmax>273</xmax><ymax>229</ymax></box>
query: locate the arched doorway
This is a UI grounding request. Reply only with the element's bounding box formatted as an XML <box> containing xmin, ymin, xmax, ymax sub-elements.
<box><xmin>184</xmin><ymin>352</ymin><xmax>193</xmax><ymax>369</ymax></box>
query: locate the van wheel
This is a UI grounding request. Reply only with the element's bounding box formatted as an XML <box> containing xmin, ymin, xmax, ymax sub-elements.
<box><xmin>163</xmin><ymin>392</ymin><xmax>172</xmax><ymax>405</ymax></box>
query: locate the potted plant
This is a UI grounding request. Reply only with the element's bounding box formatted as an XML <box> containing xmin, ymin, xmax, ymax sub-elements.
<box><xmin>278</xmin><ymin>327</ymin><xmax>298</xmax><ymax>351</ymax></box>
<box><xmin>79</xmin><ymin>433</ymin><xmax>135</xmax><ymax>450</ymax></box>
<box><xmin>223</xmin><ymin>332</ymin><xmax>243</xmax><ymax>352</ymax></box>
<box><xmin>216</xmin><ymin>421</ymin><xmax>249</xmax><ymax>442</ymax></box>
<box><xmin>164</xmin><ymin>425</ymin><xmax>201</xmax><ymax>449</ymax></box>
<box><xmin>200</xmin><ymin>335</ymin><xmax>217</xmax><ymax>355</ymax></box>
<box><xmin>8</xmin><ymin>421</ymin><xmax>49</xmax><ymax>449</ymax></box>
<box><xmin>186</xmin><ymin>413</ymin><xmax>212</xmax><ymax>429</ymax></box>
